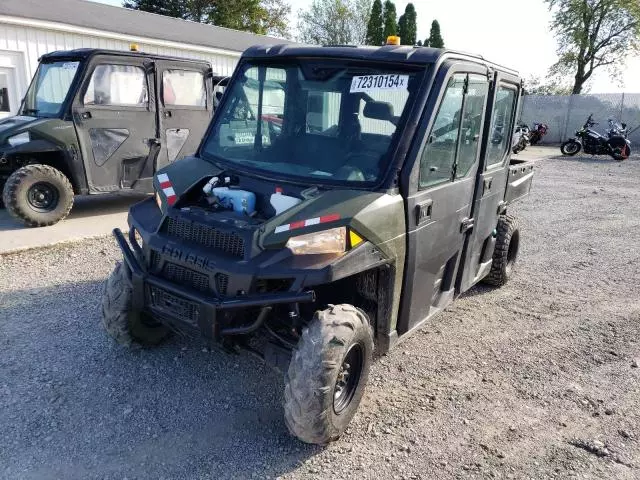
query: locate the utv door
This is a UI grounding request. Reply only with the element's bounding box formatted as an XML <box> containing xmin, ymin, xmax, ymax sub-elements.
<box><xmin>397</xmin><ymin>64</ymin><xmax>489</xmax><ymax>335</ymax></box>
<box><xmin>72</xmin><ymin>56</ymin><xmax>157</xmax><ymax>193</ymax></box>
<box><xmin>458</xmin><ymin>74</ymin><xmax>521</xmax><ymax>291</ymax></box>
<box><xmin>155</xmin><ymin>61</ymin><xmax>213</xmax><ymax>168</ymax></box>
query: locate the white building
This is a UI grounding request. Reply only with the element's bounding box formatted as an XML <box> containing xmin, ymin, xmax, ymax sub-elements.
<box><xmin>0</xmin><ymin>0</ymin><xmax>289</xmax><ymax>118</ymax></box>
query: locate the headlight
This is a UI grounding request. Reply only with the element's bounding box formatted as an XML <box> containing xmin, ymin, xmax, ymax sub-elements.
<box><xmin>155</xmin><ymin>191</ymin><xmax>163</xmax><ymax>209</ymax></box>
<box><xmin>7</xmin><ymin>132</ymin><xmax>30</xmax><ymax>147</ymax></box>
<box><xmin>286</xmin><ymin>227</ymin><xmax>347</xmax><ymax>255</ymax></box>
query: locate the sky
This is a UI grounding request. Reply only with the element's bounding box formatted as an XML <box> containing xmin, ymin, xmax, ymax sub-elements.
<box><xmin>92</xmin><ymin>0</ymin><xmax>640</xmax><ymax>93</ymax></box>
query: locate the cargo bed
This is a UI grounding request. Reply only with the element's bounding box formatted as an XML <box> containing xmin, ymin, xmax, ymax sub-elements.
<box><xmin>505</xmin><ymin>158</ymin><xmax>534</xmax><ymax>204</ymax></box>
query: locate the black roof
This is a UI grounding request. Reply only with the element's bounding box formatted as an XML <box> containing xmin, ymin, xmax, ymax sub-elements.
<box><xmin>40</xmin><ymin>48</ymin><xmax>211</xmax><ymax>66</ymax></box>
<box><xmin>242</xmin><ymin>45</ymin><xmax>519</xmax><ymax>75</ymax></box>
<box><xmin>2</xmin><ymin>0</ymin><xmax>291</xmax><ymax>53</ymax></box>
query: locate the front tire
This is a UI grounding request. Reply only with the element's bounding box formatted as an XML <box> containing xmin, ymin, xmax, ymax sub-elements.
<box><xmin>484</xmin><ymin>215</ymin><xmax>520</xmax><ymax>287</ymax></box>
<box><xmin>2</xmin><ymin>164</ymin><xmax>74</xmax><ymax>227</ymax></box>
<box><xmin>101</xmin><ymin>262</ymin><xmax>170</xmax><ymax>347</ymax></box>
<box><xmin>561</xmin><ymin>140</ymin><xmax>581</xmax><ymax>156</ymax></box>
<box><xmin>284</xmin><ymin>304</ymin><xmax>374</xmax><ymax>445</ymax></box>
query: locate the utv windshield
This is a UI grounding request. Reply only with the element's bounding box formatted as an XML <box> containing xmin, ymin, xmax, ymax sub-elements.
<box><xmin>202</xmin><ymin>61</ymin><xmax>424</xmax><ymax>185</ymax></box>
<box><xmin>21</xmin><ymin>61</ymin><xmax>81</xmax><ymax>117</ymax></box>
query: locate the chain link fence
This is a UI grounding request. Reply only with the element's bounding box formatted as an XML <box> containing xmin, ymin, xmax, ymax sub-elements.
<box><xmin>519</xmin><ymin>93</ymin><xmax>640</xmax><ymax>145</ymax></box>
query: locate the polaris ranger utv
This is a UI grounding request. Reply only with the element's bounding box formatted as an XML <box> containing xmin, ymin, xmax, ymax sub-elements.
<box><xmin>0</xmin><ymin>47</ymin><xmax>215</xmax><ymax>227</ymax></box>
<box><xmin>102</xmin><ymin>40</ymin><xmax>534</xmax><ymax>445</ymax></box>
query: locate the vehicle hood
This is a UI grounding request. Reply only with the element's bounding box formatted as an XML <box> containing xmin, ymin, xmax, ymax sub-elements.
<box><xmin>153</xmin><ymin>155</ymin><xmax>406</xmax><ymax>251</ymax></box>
<box><xmin>0</xmin><ymin>115</ymin><xmax>43</xmax><ymax>142</ymax></box>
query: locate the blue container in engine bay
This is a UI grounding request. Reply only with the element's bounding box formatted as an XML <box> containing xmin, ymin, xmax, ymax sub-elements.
<box><xmin>210</xmin><ymin>187</ymin><xmax>256</xmax><ymax>216</ymax></box>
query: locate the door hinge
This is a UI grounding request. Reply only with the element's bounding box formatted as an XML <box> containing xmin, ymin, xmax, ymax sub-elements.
<box><xmin>460</xmin><ymin>217</ymin><xmax>474</xmax><ymax>233</ymax></box>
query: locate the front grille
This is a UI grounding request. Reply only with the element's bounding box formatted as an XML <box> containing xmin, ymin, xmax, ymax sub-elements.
<box><xmin>163</xmin><ymin>263</ymin><xmax>210</xmax><ymax>293</ymax></box>
<box><xmin>164</xmin><ymin>217</ymin><xmax>246</xmax><ymax>258</ymax></box>
<box><xmin>215</xmin><ymin>273</ymin><xmax>229</xmax><ymax>296</ymax></box>
<box><xmin>148</xmin><ymin>285</ymin><xmax>198</xmax><ymax>326</ymax></box>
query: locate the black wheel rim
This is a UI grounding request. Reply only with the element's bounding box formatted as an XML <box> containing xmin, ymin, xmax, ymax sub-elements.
<box><xmin>564</xmin><ymin>142</ymin><xmax>579</xmax><ymax>155</ymax></box>
<box><xmin>333</xmin><ymin>343</ymin><xmax>364</xmax><ymax>414</ymax></box>
<box><xmin>27</xmin><ymin>182</ymin><xmax>59</xmax><ymax>212</ymax></box>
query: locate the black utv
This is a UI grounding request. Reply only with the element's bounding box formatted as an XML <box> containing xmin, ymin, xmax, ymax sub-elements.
<box><xmin>0</xmin><ymin>48</ymin><xmax>215</xmax><ymax>227</ymax></box>
<box><xmin>102</xmin><ymin>41</ymin><xmax>534</xmax><ymax>445</ymax></box>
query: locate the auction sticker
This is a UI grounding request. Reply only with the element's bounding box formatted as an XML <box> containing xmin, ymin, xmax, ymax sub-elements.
<box><xmin>350</xmin><ymin>74</ymin><xmax>409</xmax><ymax>92</ymax></box>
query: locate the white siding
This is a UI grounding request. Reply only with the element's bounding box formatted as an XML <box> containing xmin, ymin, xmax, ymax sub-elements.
<box><xmin>0</xmin><ymin>22</ymin><xmax>241</xmax><ymax>87</ymax></box>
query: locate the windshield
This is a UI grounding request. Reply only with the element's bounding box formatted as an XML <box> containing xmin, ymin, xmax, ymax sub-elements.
<box><xmin>201</xmin><ymin>61</ymin><xmax>424</xmax><ymax>185</ymax></box>
<box><xmin>22</xmin><ymin>61</ymin><xmax>80</xmax><ymax>117</ymax></box>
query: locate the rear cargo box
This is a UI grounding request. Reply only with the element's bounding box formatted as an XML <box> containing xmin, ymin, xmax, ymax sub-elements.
<box><xmin>505</xmin><ymin>158</ymin><xmax>534</xmax><ymax>204</ymax></box>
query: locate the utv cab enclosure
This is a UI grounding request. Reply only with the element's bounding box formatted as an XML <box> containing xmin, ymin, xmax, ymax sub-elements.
<box><xmin>0</xmin><ymin>48</ymin><xmax>215</xmax><ymax>226</ymax></box>
<box><xmin>103</xmin><ymin>42</ymin><xmax>534</xmax><ymax>445</ymax></box>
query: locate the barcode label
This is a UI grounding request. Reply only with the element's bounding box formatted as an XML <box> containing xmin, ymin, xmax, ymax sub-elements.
<box><xmin>350</xmin><ymin>74</ymin><xmax>409</xmax><ymax>92</ymax></box>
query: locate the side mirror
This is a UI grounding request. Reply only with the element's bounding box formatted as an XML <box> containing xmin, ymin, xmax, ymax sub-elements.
<box><xmin>215</xmin><ymin>91</ymin><xmax>223</xmax><ymax>102</ymax></box>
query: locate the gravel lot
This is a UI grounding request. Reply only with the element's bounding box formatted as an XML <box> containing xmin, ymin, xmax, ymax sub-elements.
<box><xmin>1</xmin><ymin>152</ymin><xmax>639</xmax><ymax>480</ymax></box>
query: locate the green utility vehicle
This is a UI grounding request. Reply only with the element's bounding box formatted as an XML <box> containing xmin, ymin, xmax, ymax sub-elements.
<box><xmin>0</xmin><ymin>48</ymin><xmax>215</xmax><ymax>226</ymax></box>
<box><xmin>102</xmin><ymin>41</ymin><xmax>534</xmax><ymax>444</ymax></box>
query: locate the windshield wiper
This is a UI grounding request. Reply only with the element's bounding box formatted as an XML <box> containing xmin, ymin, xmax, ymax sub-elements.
<box><xmin>22</xmin><ymin>108</ymin><xmax>39</xmax><ymax>115</ymax></box>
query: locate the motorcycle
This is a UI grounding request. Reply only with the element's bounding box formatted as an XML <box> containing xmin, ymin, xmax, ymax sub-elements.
<box><xmin>561</xmin><ymin>114</ymin><xmax>631</xmax><ymax>161</ymax></box>
<box><xmin>512</xmin><ymin>123</ymin><xmax>530</xmax><ymax>154</ymax></box>
<box><xmin>528</xmin><ymin>122</ymin><xmax>549</xmax><ymax>145</ymax></box>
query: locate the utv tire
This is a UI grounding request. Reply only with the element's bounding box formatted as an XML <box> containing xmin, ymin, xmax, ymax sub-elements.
<box><xmin>561</xmin><ymin>140</ymin><xmax>581</xmax><ymax>156</ymax></box>
<box><xmin>484</xmin><ymin>215</ymin><xmax>520</xmax><ymax>287</ymax></box>
<box><xmin>2</xmin><ymin>164</ymin><xmax>74</xmax><ymax>227</ymax></box>
<box><xmin>284</xmin><ymin>304</ymin><xmax>374</xmax><ymax>445</ymax></box>
<box><xmin>101</xmin><ymin>261</ymin><xmax>170</xmax><ymax>347</ymax></box>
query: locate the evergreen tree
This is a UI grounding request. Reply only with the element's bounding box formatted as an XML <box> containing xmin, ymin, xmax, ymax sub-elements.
<box><xmin>427</xmin><ymin>19</ymin><xmax>444</xmax><ymax>48</ymax></box>
<box><xmin>397</xmin><ymin>3</ymin><xmax>416</xmax><ymax>45</ymax></box>
<box><xmin>416</xmin><ymin>39</ymin><xmax>422</xmax><ymax>46</ymax></box>
<box><xmin>382</xmin><ymin>0</ymin><xmax>397</xmax><ymax>39</ymax></box>
<box><xmin>365</xmin><ymin>0</ymin><xmax>384</xmax><ymax>45</ymax></box>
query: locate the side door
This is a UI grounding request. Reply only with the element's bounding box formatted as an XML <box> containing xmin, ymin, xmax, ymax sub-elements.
<box><xmin>155</xmin><ymin>61</ymin><xmax>212</xmax><ymax>169</ymax></box>
<box><xmin>458</xmin><ymin>75</ymin><xmax>521</xmax><ymax>292</ymax></box>
<box><xmin>72</xmin><ymin>56</ymin><xmax>157</xmax><ymax>193</ymax></box>
<box><xmin>397</xmin><ymin>65</ymin><xmax>489</xmax><ymax>336</ymax></box>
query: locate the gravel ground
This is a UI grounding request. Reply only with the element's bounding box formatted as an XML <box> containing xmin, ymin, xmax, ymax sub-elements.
<box><xmin>1</xmin><ymin>152</ymin><xmax>639</xmax><ymax>480</ymax></box>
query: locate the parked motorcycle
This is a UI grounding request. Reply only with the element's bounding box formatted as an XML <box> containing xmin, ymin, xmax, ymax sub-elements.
<box><xmin>512</xmin><ymin>123</ymin><xmax>530</xmax><ymax>154</ymax></box>
<box><xmin>528</xmin><ymin>122</ymin><xmax>549</xmax><ymax>145</ymax></box>
<box><xmin>561</xmin><ymin>114</ymin><xmax>631</xmax><ymax>161</ymax></box>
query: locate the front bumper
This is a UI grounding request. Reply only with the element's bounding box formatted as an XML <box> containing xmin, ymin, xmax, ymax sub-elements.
<box><xmin>113</xmin><ymin>228</ymin><xmax>315</xmax><ymax>338</ymax></box>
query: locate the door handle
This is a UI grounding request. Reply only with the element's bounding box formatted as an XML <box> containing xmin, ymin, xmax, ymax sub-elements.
<box><xmin>81</xmin><ymin>111</ymin><xmax>92</xmax><ymax>119</ymax></box>
<box><xmin>416</xmin><ymin>199</ymin><xmax>433</xmax><ymax>225</ymax></box>
<box><xmin>164</xmin><ymin>111</ymin><xmax>172</xmax><ymax>118</ymax></box>
<box><xmin>460</xmin><ymin>217</ymin><xmax>474</xmax><ymax>233</ymax></box>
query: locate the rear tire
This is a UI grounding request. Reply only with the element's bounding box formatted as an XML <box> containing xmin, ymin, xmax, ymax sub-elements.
<box><xmin>2</xmin><ymin>164</ymin><xmax>74</xmax><ymax>227</ymax></box>
<box><xmin>284</xmin><ymin>304</ymin><xmax>374</xmax><ymax>445</ymax></box>
<box><xmin>561</xmin><ymin>140</ymin><xmax>581</xmax><ymax>156</ymax></box>
<box><xmin>484</xmin><ymin>215</ymin><xmax>520</xmax><ymax>287</ymax></box>
<box><xmin>101</xmin><ymin>261</ymin><xmax>170</xmax><ymax>347</ymax></box>
<box><xmin>613</xmin><ymin>144</ymin><xmax>631</xmax><ymax>161</ymax></box>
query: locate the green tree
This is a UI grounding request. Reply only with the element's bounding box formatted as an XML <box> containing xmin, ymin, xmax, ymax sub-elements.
<box><xmin>123</xmin><ymin>0</ymin><xmax>291</xmax><ymax>37</ymax></box>
<box><xmin>382</xmin><ymin>0</ymin><xmax>397</xmax><ymax>39</ymax></box>
<box><xmin>297</xmin><ymin>0</ymin><xmax>372</xmax><ymax>45</ymax></box>
<box><xmin>397</xmin><ymin>3</ymin><xmax>417</xmax><ymax>45</ymax></box>
<box><xmin>416</xmin><ymin>39</ymin><xmax>423</xmax><ymax>46</ymax></box>
<box><xmin>524</xmin><ymin>75</ymin><xmax>574</xmax><ymax>95</ymax></box>
<box><xmin>545</xmin><ymin>0</ymin><xmax>640</xmax><ymax>94</ymax></box>
<box><xmin>366</xmin><ymin>0</ymin><xmax>384</xmax><ymax>45</ymax></box>
<box><xmin>123</xmin><ymin>0</ymin><xmax>187</xmax><ymax>18</ymax></box>
<box><xmin>427</xmin><ymin>19</ymin><xmax>444</xmax><ymax>48</ymax></box>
